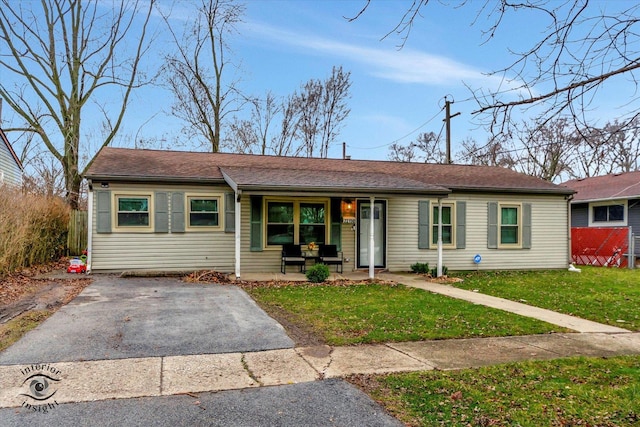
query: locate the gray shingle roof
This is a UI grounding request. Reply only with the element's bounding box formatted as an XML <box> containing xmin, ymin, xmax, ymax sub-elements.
<box><xmin>86</xmin><ymin>147</ymin><xmax>573</xmax><ymax>195</ymax></box>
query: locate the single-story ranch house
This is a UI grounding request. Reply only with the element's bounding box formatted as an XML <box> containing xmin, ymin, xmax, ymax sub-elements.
<box><xmin>85</xmin><ymin>147</ymin><xmax>575</xmax><ymax>277</ymax></box>
<box><xmin>563</xmin><ymin>171</ymin><xmax>640</xmax><ymax>235</ymax></box>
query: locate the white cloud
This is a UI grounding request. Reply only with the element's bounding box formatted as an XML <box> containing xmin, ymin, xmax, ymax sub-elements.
<box><xmin>243</xmin><ymin>20</ymin><xmax>522</xmax><ymax>91</ymax></box>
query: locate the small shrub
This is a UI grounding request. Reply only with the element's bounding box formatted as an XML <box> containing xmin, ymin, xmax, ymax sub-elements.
<box><xmin>306</xmin><ymin>263</ymin><xmax>330</xmax><ymax>283</ymax></box>
<box><xmin>430</xmin><ymin>265</ymin><xmax>448</xmax><ymax>277</ymax></box>
<box><xmin>410</xmin><ymin>262</ymin><xmax>430</xmax><ymax>274</ymax></box>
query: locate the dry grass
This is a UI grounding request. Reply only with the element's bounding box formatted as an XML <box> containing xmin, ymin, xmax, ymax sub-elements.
<box><xmin>0</xmin><ymin>186</ymin><xmax>69</xmax><ymax>274</ymax></box>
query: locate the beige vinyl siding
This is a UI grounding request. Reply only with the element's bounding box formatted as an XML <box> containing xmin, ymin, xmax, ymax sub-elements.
<box><xmin>92</xmin><ymin>183</ymin><xmax>569</xmax><ymax>273</ymax></box>
<box><xmin>91</xmin><ymin>183</ymin><xmax>234</xmax><ymax>272</ymax></box>
<box><xmin>385</xmin><ymin>193</ymin><xmax>569</xmax><ymax>272</ymax></box>
<box><xmin>340</xmin><ymin>222</ymin><xmax>356</xmax><ymax>272</ymax></box>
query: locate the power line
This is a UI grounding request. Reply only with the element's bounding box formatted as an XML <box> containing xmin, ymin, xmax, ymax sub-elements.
<box><xmin>348</xmin><ymin>106</ymin><xmax>445</xmax><ymax>151</ymax></box>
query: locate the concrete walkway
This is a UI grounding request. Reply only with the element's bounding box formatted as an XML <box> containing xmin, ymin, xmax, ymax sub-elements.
<box><xmin>1</xmin><ymin>272</ymin><xmax>639</xmax><ymax>409</ymax></box>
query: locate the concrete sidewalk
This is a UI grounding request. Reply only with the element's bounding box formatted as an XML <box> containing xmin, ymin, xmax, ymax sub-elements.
<box><xmin>1</xmin><ymin>332</ymin><xmax>639</xmax><ymax>408</ymax></box>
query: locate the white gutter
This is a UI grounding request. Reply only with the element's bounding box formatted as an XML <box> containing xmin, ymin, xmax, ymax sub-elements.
<box><xmin>86</xmin><ymin>190</ymin><xmax>93</xmax><ymax>274</ymax></box>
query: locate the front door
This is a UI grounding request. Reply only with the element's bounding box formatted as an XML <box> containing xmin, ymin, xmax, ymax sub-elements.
<box><xmin>357</xmin><ymin>200</ymin><xmax>386</xmax><ymax>268</ymax></box>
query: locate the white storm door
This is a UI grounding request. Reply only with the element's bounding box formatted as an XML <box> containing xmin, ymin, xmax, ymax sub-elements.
<box><xmin>358</xmin><ymin>201</ymin><xmax>385</xmax><ymax>268</ymax></box>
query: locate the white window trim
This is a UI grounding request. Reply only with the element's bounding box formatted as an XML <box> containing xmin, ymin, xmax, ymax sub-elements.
<box><xmin>264</xmin><ymin>198</ymin><xmax>330</xmax><ymax>250</ymax></box>
<box><xmin>588</xmin><ymin>200</ymin><xmax>627</xmax><ymax>227</ymax></box>
<box><xmin>185</xmin><ymin>193</ymin><xmax>223</xmax><ymax>231</ymax></box>
<box><xmin>429</xmin><ymin>201</ymin><xmax>456</xmax><ymax>249</ymax></box>
<box><xmin>498</xmin><ymin>202</ymin><xmax>522</xmax><ymax>249</ymax></box>
<box><xmin>112</xmin><ymin>192</ymin><xmax>153</xmax><ymax>232</ymax></box>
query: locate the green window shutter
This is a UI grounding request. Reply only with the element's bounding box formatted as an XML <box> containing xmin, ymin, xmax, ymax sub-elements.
<box><xmin>155</xmin><ymin>192</ymin><xmax>169</xmax><ymax>233</ymax></box>
<box><xmin>250</xmin><ymin>195</ymin><xmax>263</xmax><ymax>251</ymax></box>
<box><xmin>225</xmin><ymin>192</ymin><xmax>236</xmax><ymax>233</ymax></box>
<box><xmin>171</xmin><ymin>192</ymin><xmax>185</xmax><ymax>233</ymax></box>
<box><xmin>488</xmin><ymin>202</ymin><xmax>498</xmax><ymax>249</ymax></box>
<box><xmin>418</xmin><ymin>200</ymin><xmax>430</xmax><ymax>249</ymax></box>
<box><xmin>96</xmin><ymin>190</ymin><xmax>111</xmax><ymax>234</ymax></box>
<box><xmin>522</xmin><ymin>203</ymin><xmax>532</xmax><ymax>249</ymax></box>
<box><xmin>330</xmin><ymin>198</ymin><xmax>342</xmax><ymax>251</ymax></box>
<box><xmin>456</xmin><ymin>201</ymin><xmax>466</xmax><ymax>249</ymax></box>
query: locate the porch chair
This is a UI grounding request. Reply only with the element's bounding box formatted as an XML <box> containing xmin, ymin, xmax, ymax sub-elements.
<box><xmin>281</xmin><ymin>244</ymin><xmax>305</xmax><ymax>274</ymax></box>
<box><xmin>319</xmin><ymin>244</ymin><xmax>343</xmax><ymax>273</ymax></box>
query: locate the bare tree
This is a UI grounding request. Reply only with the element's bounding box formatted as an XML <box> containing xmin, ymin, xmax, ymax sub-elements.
<box><xmin>514</xmin><ymin>118</ymin><xmax>578</xmax><ymax>182</ymax></box>
<box><xmin>350</xmin><ymin>1</ymin><xmax>640</xmax><ymax>140</ymax></box>
<box><xmin>456</xmin><ymin>136</ymin><xmax>515</xmax><ymax>167</ymax></box>
<box><xmin>387</xmin><ymin>131</ymin><xmax>444</xmax><ymax>163</ymax></box>
<box><xmin>161</xmin><ymin>0</ymin><xmax>244</xmax><ymax>152</ymax></box>
<box><xmin>272</xmin><ymin>94</ymin><xmax>303</xmax><ymax>157</ymax></box>
<box><xmin>387</xmin><ymin>142</ymin><xmax>418</xmax><ymax>162</ymax></box>
<box><xmin>602</xmin><ymin>118</ymin><xmax>640</xmax><ymax>173</ymax></box>
<box><xmin>0</xmin><ymin>0</ymin><xmax>155</xmax><ymax>209</ymax></box>
<box><xmin>294</xmin><ymin>66</ymin><xmax>352</xmax><ymax>158</ymax></box>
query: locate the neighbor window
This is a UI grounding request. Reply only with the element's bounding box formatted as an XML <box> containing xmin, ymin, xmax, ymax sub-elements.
<box><xmin>117</xmin><ymin>196</ymin><xmax>150</xmax><ymax>227</ymax></box>
<box><xmin>265</xmin><ymin>200</ymin><xmax>328</xmax><ymax>247</ymax></box>
<box><xmin>500</xmin><ymin>205</ymin><xmax>520</xmax><ymax>245</ymax></box>
<box><xmin>188</xmin><ymin>197</ymin><xmax>219</xmax><ymax>227</ymax></box>
<box><xmin>592</xmin><ymin>204</ymin><xmax>624</xmax><ymax>223</ymax></box>
<box><xmin>432</xmin><ymin>204</ymin><xmax>453</xmax><ymax>245</ymax></box>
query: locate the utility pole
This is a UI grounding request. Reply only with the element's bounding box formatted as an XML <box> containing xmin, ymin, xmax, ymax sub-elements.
<box><xmin>443</xmin><ymin>97</ymin><xmax>460</xmax><ymax>164</ymax></box>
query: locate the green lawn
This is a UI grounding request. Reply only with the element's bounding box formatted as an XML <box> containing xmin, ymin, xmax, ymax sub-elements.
<box><xmin>454</xmin><ymin>267</ymin><xmax>640</xmax><ymax>331</ymax></box>
<box><xmin>356</xmin><ymin>356</ymin><xmax>640</xmax><ymax>426</ymax></box>
<box><xmin>246</xmin><ymin>283</ymin><xmax>565</xmax><ymax>345</ymax></box>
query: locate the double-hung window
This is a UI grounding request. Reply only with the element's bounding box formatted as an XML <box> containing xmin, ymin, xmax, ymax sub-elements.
<box><xmin>116</xmin><ymin>195</ymin><xmax>150</xmax><ymax>227</ymax></box>
<box><xmin>431</xmin><ymin>204</ymin><xmax>454</xmax><ymax>246</ymax></box>
<box><xmin>265</xmin><ymin>200</ymin><xmax>327</xmax><ymax>247</ymax></box>
<box><xmin>591</xmin><ymin>203</ymin><xmax>625</xmax><ymax>225</ymax></box>
<box><xmin>299</xmin><ymin>203</ymin><xmax>326</xmax><ymax>245</ymax></box>
<box><xmin>267</xmin><ymin>201</ymin><xmax>295</xmax><ymax>245</ymax></box>
<box><xmin>188</xmin><ymin>197</ymin><xmax>219</xmax><ymax>227</ymax></box>
<box><xmin>499</xmin><ymin>205</ymin><xmax>520</xmax><ymax>246</ymax></box>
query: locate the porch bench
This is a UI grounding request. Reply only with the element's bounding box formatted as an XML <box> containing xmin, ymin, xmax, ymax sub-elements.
<box><xmin>281</xmin><ymin>244</ymin><xmax>305</xmax><ymax>274</ymax></box>
<box><xmin>319</xmin><ymin>244</ymin><xmax>343</xmax><ymax>273</ymax></box>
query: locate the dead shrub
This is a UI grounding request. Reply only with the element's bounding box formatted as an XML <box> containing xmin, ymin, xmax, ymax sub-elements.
<box><xmin>0</xmin><ymin>186</ymin><xmax>69</xmax><ymax>274</ymax></box>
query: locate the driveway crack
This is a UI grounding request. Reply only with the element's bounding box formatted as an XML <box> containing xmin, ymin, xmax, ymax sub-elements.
<box><xmin>241</xmin><ymin>354</ymin><xmax>263</xmax><ymax>386</ymax></box>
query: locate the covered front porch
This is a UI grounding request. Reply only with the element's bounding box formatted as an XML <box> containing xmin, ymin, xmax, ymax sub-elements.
<box><xmin>222</xmin><ymin>165</ymin><xmax>453</xmax><ymax>279</ymax></box>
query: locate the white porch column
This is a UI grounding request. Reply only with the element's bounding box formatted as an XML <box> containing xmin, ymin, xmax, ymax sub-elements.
<box><xmin>369</xmin><ymin>196</ymin><xmax>375</xmax><ymax>279</ymax></box>
<box><xmin>235</xmin><ymin>192</ymin><xmax>241</xmax><ymax>278</ymax></box>
<box><xmin>437</xmin><ymin>198</ymin><xmax>443</xmax><ymax>277</ymax></box>
<box><xmin>86</xmin><ymin>190</ymin><xmax>93</xmax><ymax>274</ymax></box>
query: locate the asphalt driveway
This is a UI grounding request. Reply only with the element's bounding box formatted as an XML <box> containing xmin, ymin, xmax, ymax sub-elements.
<box><xmin>0</xmin><ymin>275</ymin><xmax>293</xmax><ymax>365</ymax></box>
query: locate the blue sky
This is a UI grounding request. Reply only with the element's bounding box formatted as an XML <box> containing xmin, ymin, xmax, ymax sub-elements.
<box><xmin>4</xmin><ymin>0</ymin><xmax>632</xmax><ymax>165</ymax></box>
<box><xmin>120</xmin><ymin>0</ymin><xmax>536</xmax><ymax>161</ymax></box>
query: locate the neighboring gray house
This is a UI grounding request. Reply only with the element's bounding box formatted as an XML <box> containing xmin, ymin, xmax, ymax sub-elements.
<box><xmin>84</xmin><ymin>147</ymin><xmax>575</xmax><ymax>277</ymax></box>
<box><xmin>0</xmin><ymin>128</ymin><xmax>23</xmax><ymax>187</ymax></box>
<box><xmin>563</xmin><ymin>171</ymin><xmax>640</xmax><ymax>235</ymax></box>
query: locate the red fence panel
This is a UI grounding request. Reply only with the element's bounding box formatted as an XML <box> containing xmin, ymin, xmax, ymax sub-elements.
<box><xmin>571</xmin><ymin>227</ymin><xmax>629</xmax><ymax>268</ymax></box>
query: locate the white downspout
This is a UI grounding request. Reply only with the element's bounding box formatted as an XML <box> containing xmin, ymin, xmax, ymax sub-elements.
<box><xmin>369</xmin><ymin>196</ymin><xmax>375</xmax><ymax>279</ymax></box>
<box><xmin>86</xmin><ymin>189</ymin><xmax>93</xmax><ymax>274</ymax></box>
<box><xmin>235</xmin><ymin>192</ymin><xmax>241</xmax><ymax>279</ymax></box>
<box><xmin>437</xmin><ymin>197</ymin><xmax>443</xmax><ymax>277</ymax></box>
